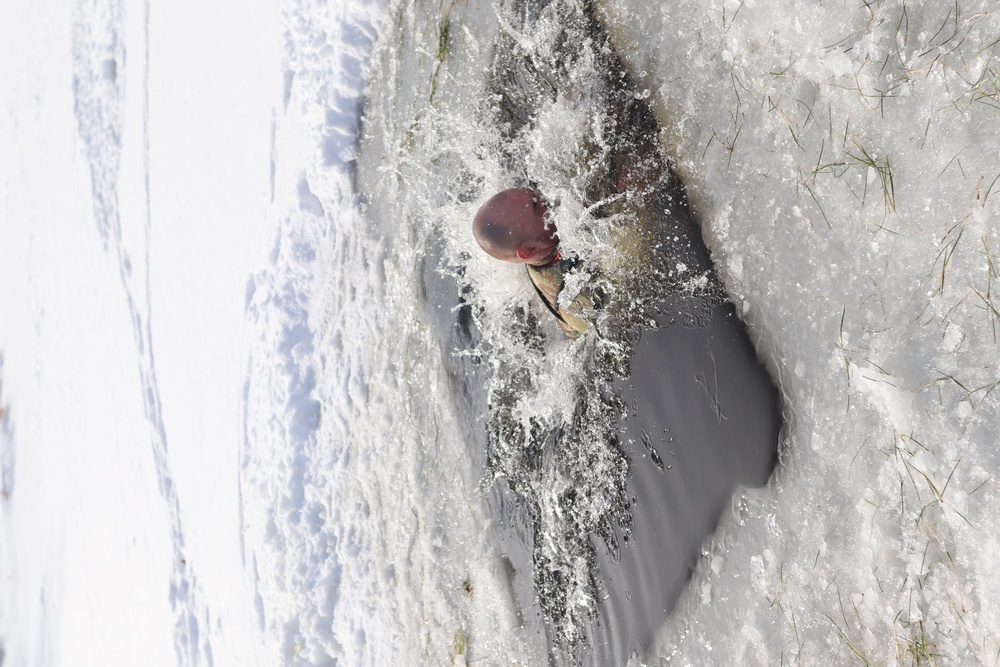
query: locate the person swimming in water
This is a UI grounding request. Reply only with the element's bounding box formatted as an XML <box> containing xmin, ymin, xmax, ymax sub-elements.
<box><xmin>472</xmin><ymin>187</ymin><xmax>591</xmax><ymax>336</ymax></box>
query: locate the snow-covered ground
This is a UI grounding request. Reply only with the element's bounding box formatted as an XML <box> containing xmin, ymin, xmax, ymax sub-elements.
<box><xmin>3</xmin><ymin>0</ymin><xmax>999</xmax><ymax>665</ymax></box>
<box><xmin>1</xmin><ymin>0</ymin><xmax>283</xmax><ymax>663</ymax></box>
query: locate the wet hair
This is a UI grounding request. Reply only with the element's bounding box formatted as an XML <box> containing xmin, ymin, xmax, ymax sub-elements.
<box><xmin>474</xmin><ymin>193</ymin><xmax>517</xmax><ymax>254</ymax></box>
<box><xmin>473</xmin><ymin>188</ymin><xmax>555</xmax><ymax>261</ymax></box>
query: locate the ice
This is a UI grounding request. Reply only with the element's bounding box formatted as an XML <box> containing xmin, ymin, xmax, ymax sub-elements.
<box><xmin>600</xmin><ymin>0</ymin><xmax>1000</xmax><ymax>662</ymax></box>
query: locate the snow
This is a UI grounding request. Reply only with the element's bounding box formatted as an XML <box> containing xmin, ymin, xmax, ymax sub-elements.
<box><xmin>1</xmin><ymin>2</ymin><xmax>178</xmax><ymax>661</ymax></box>
<box><xmin>3</xmin><ymin>0</ymin><xmax>1000</xmax><ymax>664</ymax></box>
<box><xmin>2</xmin><ymin>0</ymin><xmax>281</xmax><ymax>663</ymax></box>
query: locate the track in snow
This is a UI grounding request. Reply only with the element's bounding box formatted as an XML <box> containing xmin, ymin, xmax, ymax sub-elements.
<box><xmin>71</xmin><ymin>0</ymin><xmax>214</xmax><ymax>664</ymax></box>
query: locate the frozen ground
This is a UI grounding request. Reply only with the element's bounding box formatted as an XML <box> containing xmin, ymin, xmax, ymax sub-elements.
<box><xmin>3</xmin><ymin>0</ymin><xmax>1000</xmax><ymax>665</ymax></box>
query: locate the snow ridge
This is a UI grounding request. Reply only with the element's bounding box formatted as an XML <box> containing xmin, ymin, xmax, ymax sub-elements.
<box><xmin>241</xmin><ymin>0</ymin><xmax>388</xmax><ymax>662</ymax></box>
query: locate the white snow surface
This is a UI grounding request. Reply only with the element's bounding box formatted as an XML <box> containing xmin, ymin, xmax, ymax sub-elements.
<box><xmin>4</xmin><ymin>0</ymin><xmax>297</xmax><ymax>663</ymax></box>
<box><xmin>3</xmin><ymin>0</ymin><xmax>1000</xmax><ymax>665</ymax></box>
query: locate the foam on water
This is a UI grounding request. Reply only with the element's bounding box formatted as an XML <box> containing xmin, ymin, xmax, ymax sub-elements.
<box><xmin>358</xmin><ymin>0</ymin><xmax>736</xmax><ymax>660</ymax></box>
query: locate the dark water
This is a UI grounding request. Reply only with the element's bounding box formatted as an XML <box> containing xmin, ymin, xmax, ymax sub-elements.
<box><xmin>425</xmin><ymin>181</ymin><xmax>781</xmax><ymax>665</ymax></box>
<box><xmin>418</xmin><ymin>0</ymin><xmax>782</xmax><ymax>663</ymax></box>
<box><xmin>425</xmin><ymin>248</ymin><xmax>780</xmax><ymax>667</ymax></box>
<box><xmin>591</xmin><ymin>299</ymin><xmax>780</xmax><ymax>665</ymax></box>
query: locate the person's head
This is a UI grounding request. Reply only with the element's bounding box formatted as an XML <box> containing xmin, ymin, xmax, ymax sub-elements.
<box><xmin>472</xmin><ymin>188</ymin><xmax>559</xmax><ymax>265</ymax></box>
